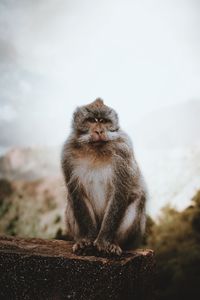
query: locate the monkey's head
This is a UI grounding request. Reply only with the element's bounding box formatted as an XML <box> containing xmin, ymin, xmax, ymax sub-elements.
<box><xmin>72</xmin><ymin>98</ymin><xmax>120</xmax><ymax>145</ymax></box>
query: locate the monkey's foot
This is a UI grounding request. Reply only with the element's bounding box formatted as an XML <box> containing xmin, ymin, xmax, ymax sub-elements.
<box><xmin>72</xmin><ymin>239</ymin><xmax>94</xmax><ymax>255</ymax></box>
<box><xmin>94</xmin><ymin>240</ymin><xmax>122</xmax><ymax>256</ymax></box>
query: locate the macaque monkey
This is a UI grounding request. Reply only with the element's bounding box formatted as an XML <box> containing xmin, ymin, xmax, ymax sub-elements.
<box><xmin>61</xmin><ymin>98</ymin><xmax>147</xmax><ymax>256</ymax></box>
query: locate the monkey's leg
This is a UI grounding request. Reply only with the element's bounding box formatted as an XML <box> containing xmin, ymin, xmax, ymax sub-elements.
<box><xmin>94</xmin><ymin>187</ymin><xmax>128</xmax><ymax>256</ymax></box>
<box><xmin>116</xmin><ymin>199</ymin><xmax>145</xmax><ymax>250</ymax></box>
<box><xmin>116</xmin><ymin>194</ymin><xmax>145</xmax><ymax>249</ymax></box>
<box><xmin>68</xmin><ymin>180</ymin><xmax>97</xmax><ymax>254</ymax></box>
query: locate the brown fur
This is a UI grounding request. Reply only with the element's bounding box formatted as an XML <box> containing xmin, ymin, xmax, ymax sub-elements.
<box><xmin>61</xmin><ymin>98</ymin><xmax>147</xmax><ymax>256</ymax></box>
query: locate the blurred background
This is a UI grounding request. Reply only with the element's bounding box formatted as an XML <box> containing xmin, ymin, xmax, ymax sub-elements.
<box><xmin>0</xmin><ymin>0</ymin><xmax>200</xmax><ymax>299</ymax></box>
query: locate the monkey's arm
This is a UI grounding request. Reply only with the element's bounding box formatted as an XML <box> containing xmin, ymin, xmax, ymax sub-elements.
<box><xmin>67</xmin><ymin>179</ymin><xmax>97</xmax><ymax>239</ymax></box>
<box><xmin>95</xmin><ymin>179</ymin><xmax>128</xmax><ymax>239</ymax></box>
<box><xmin>61</xmin><ymin>145</ymin><xmax>97</xmax><ymax>245</ymax></box>
<box><xmin>94</xmin><ymin>139</ymin><xmax>143</xmax><ymax>255</ymax></box>
<box><xmin>94</xmin><ymin>157</ymin><xmax>135</xmax><ymax>255</ymax></box>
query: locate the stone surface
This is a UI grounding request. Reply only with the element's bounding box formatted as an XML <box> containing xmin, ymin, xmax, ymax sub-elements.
<box><xmin>0</xmin><ymin>235</ymin><xmax>155</xmax><ymax>300</ymax></box>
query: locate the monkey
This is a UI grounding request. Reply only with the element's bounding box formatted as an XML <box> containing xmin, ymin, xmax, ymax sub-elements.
<box><xmin>61</xmin><ymin>98</ymin><xmax>147</xmax><ymax>256</ymax></box>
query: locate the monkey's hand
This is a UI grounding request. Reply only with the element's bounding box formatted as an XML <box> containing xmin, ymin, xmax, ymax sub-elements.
<box><xmin>94</xmin><ymin>239</ymin><xmax>122</xmax><ymax>256</ymax></box>
<box><xmin>72</xmin><ymin>238</ymin><xmax>94</xmax><ymax>255</ymax></box>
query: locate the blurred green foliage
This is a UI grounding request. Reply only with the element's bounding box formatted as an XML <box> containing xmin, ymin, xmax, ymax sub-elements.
<box><xmin>147</xmin><ymin>191</ymin><xmax>200</xmax><ymax>300</ymax></box>
<box><xmin>0</xmin><ymin>179</ymin><xmax>13</xmax><ymax>218</ymax></box>
<box><xmin>0</xmin><ymin>178</ymin><xmax>65</xmax><ymax>238</ymax></box>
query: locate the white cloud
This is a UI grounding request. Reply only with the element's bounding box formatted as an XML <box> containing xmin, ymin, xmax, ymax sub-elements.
<box><xmin>0</xmin><ymin>104</ymin><xmax>17</xmax><ymax>122</ymax></box>
<box><xmin>0</xmin><ymin>0</ymin><xmax>200</xmax><ymax>146</ymax></box>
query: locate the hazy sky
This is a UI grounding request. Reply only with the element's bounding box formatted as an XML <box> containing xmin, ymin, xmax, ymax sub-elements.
<box><xmin>0</xmin><ymin>0</ymin><xmax>200</xmax><ymax>147</ymax></box>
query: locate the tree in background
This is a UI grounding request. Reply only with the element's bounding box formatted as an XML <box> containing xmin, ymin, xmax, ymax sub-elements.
<box><xmin>147</xmin><ymin>191</ymin><xmax>200</xmax><ymax>300</ymax></box>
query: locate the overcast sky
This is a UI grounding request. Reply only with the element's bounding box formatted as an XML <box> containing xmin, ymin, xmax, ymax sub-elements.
<box><xmin>0</xmin><ymin>0</ymin><xmax>200</xmax><ymax>148</ymax></box>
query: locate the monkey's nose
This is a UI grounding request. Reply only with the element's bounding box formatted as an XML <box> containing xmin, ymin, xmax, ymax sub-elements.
<box><xmin>95</xmin><ymin>130</ymin><xmax>104</xmax><ymax>135</ymax></box>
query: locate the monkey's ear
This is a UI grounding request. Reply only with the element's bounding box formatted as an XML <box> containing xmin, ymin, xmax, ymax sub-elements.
<box><xmin>72</xmin><ymin>105</ymin><xmax>88</xmax><ymax>125</ymax></box>
<box><xmin>72</xmin><ymin>107</ymin><xmax>82</xmax><ymax>124</ymax></box>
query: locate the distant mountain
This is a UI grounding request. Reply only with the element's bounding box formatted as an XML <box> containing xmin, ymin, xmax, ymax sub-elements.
<box><xmin>1</xmin><ymin>99</ymin><xmax>200</xmax><ymax>220</ymax></box>
<box><xmin>133</xmin><ymin>100</ymin><xmax>200</xmax><ymax>149</ymax></box>
<box><xmin>131</xmin><ymin>100</ymin><xmax>200</xmax><ymax>217</ymax></box>
<box><xmin>137</xmin><ymin>146</ymin><xmax>200</xmax><ymax>217</ymax></box>
<box><xmin>0</xmin><ymin>146</ymin><xmax>61</xmax><ymax>180</ymax></box>
<box><xmin>0</xmin><ymin>146</ymin><xmax>66</xmax><ymax>238</ymax></box>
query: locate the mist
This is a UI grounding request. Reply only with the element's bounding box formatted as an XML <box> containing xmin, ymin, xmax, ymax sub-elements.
<box><xmin>0</xmin><ymin>0</ymin><xmax>200</xmax><ymax>149</ymax></box>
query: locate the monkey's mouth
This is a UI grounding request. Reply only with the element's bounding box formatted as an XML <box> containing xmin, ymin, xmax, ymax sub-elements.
<box><xmin>90</xmin><ymin>140</ymin><xmax>108</xmax><ymax>146</ymax></box>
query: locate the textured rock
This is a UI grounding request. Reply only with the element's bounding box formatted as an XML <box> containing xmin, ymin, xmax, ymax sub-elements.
<box><xmin>0</xmin><ymin>235</ymin><xmax>155</xmax><ymax>300</ymax></box>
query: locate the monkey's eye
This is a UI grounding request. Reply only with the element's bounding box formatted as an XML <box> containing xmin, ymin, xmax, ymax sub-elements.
<box><xmin>110</xmin><ymin>127</ymin><xmax>119</xmax><ymax>132</ymax></box>
<box><xmin>99</xmin><ymin>118</ymin><xmax>109</xmax><ymax>124</ymax></box>
<box><xmin>86</xmin><ymin>117</ymin><xmax>98</xmax><ymax>123</ymax></box>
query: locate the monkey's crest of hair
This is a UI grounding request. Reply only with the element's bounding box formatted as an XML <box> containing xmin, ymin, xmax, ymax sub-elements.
<box><xmin>72</xmin><ymin>98</ymin><xmax>119</xmax><ymax>134</ymax></box>
<box><xmin>88</xmin><ymin>98</ymin><xmax>104</xmax><ymax>108</ymax></box>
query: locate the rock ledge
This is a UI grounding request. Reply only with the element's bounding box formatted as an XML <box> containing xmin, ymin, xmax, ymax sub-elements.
<box><xmin>0</xmin><ymin>235</ymin><xmax>155</xmax><ymax>300</ymax></box>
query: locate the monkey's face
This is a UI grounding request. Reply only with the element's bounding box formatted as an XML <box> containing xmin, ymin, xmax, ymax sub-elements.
<box><xmin>72</xmin><ymin>99</ymin><xmax>120</xmax><ymax>146</ymax></box>
<box><xmin>85</xmin><ymin>117</ymin><xmax>113</xmax><ymax>144</ymax></box>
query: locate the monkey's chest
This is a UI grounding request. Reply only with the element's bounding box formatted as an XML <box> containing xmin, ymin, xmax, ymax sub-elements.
<box><xmin>74</xmin><ymin>160</ymin><xmax>113</xmax><ymax>217</ymax></box>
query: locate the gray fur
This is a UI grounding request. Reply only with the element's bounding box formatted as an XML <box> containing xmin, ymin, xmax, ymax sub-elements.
<box><xmin>61</xmin><ymin>98</ymin><xmax>147</xmax><ymax>255</ymax></box>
